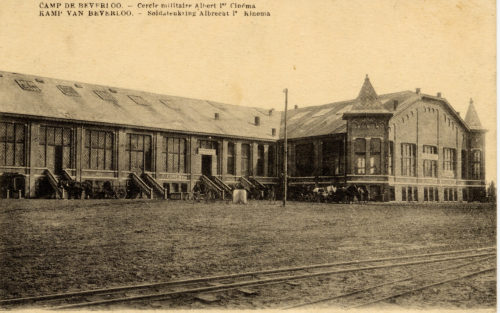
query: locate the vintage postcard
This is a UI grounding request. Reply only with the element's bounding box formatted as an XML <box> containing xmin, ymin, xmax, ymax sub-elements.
<box><xmin>0</xmin><ymin>0</ymin><xmax>496</xmax><ymax>312</ymax></box>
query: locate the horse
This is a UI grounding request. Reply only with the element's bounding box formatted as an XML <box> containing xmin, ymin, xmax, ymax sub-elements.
<box><xmin>345</xmin><ymin>185</ymin><xmax>361</xmax><ymax>203</ymax></box>
<box><xmin>357</xmin><ymin>185</ymin><xmax>370</xmax><ymax>203</ymax></box>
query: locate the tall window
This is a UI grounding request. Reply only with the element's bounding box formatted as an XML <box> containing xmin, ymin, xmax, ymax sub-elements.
<box><xmin>227</xmin><ymin>142</ymin><xmax>235</xmax><ymax>175</ymax></box>
<box><xmin>126</xmin><ymin>134</ymin><xmax>152</xmax><ymax>172</ymax></box>
<box><xmin>84</xmin><ymin>130</ymin><xmax>113</xmax><ymax>170</ymax></box>
<box><xmin>241</xmin><ymin>143</ymin><xmax>250</xmax><ymax>176</ymax></box>
<box><xmin>443</xmin><ymin>148</ymin><xmax>456</xmax><ymax>177</ymax></box>
<box><xmin>268</xmin><ymin>145</ymin><xmax>275</xmax><ymax>176</ymax></box>
<box><xmin>257</xmin><ymin>145</ymin><xmax>264</xmax><ymax>176</ymax></box>
<box><xmin>295</xmin><ymin>143</ymin><xmax>314</xmax><ymax>176</ymax></box>
<box><xmin>461</xmin><ymin>150</ymin><xmax>467</xmax><ymax>179</ymax></box>
<box><xmin>163</xmin><ymin>137</ymin><xmax>186</xmax><ymax>173</ymax></box>
<box><xmin>39</xmin><ymin>126</ymin><xmax>72</xmax><ymax>169</ymax></box>
<box><xmin>472</xmin><ymin>150</ymin><xmax>481</xmax><ymax>179</ymax></box>
<box><xmin>354</xmin><ymin>138</ymin><xmax>366</xmax><ymax>174</ymax></box>
<box><xmin>388</xmin><ymin>141</ymin><xmax>394</xmax><ymax>175</ymax></box>
<box><xmin>0</xmin><ymin>122</ymin><xmax>25</xmax><ymax>167</ymax></box>
<box><xmin>401</xmin><ymin>143</ymin><xmax>416</xmax><ymax>176</ymax></box>
<box><xmin>322</xmin><ymin>140</ymin><xmax>344</xmax><ymax>176</ymax></box>
<box><xmin>369</xmin><ymin>138</ymin><xmax>381</xmax><ymax>174</ymax></box>
<box><xmin>422</xmin><ymin>145</ymin><xmax>437</xmax><ymax>177</ymax></box>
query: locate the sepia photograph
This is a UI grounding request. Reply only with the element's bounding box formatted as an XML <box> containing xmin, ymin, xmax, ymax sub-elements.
<box><xmin>0</xmin><ymin>0</ymin><xmax>496</xmax><ymax>311</ymax></box>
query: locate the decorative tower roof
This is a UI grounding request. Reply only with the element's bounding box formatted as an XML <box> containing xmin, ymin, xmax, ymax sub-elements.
<box><xmin>343</xmin><ymin>75</ymin><xmax>392</xmax><ymax>117</ymax></box>
<box><xmin>465</xmin><ymin>98</ymin><xmax>484</xmax><ymax>130</ymax></box>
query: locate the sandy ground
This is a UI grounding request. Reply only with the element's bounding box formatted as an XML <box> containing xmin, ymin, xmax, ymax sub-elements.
<box><xmin>0</xmin><ymin>199</ymin><xmax>496</xmax><ymax>309</ymax></box>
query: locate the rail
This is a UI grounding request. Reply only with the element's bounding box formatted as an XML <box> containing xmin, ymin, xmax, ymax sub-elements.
<box><xmin>239</xmin><ymin>176</ymin><xmax>255</xmax><ymax>190</ymax></box>
<box><xmin>248</xmin><ymin>177</ymin><xmax>266</xmax><ymax>190</ymax></box>
<box><xmin>43</xmin><ymin>169</ymin><xmax>63</xmax><ymax>198</ymax></box>
<box><xmin>200</xmin><ymin>175</ymin><xmax>223</xmax><ymax>199</ymax></box>
<box><xmin>61</xmin><ymin>169</ymin><xmax>74</xmax><ymax>182</ymax></box>
<box><xmin>1</xmin><ymin>246</ymin><xmax>494</xmax><ymax>309</ymax></box>
<box><xmin>129</xmin><ymin>173</ymin><xmax>153</xmax><ymax>199</ymax></box>
<box><xmin>141</xmin><ymin>173</ymin><xmax>167</xmax><ymax>199</ymax></box>
<box><xmin>211</xmin><ymin>176</ymin><xmax>232</xmax><ymax>197</ymax></box>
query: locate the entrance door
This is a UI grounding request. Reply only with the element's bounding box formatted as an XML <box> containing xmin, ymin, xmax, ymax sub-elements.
<box><xmin>202</xmin><ymin>155</ymin><xmax>212</xmax><ymax>176</ymax></box>
<box><xmin>54</xmin><ymin>146</ymin><xmax>64</xmax><ymax>174</ymax></box>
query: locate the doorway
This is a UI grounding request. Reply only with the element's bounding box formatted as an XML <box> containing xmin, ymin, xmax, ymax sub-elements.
<box><xmin>54</xmin><ymin>146</ymin><xmax>63</xmax><ymax>174</ymax></box>
<box><xmin>202</xmin><ymin>155</ymin><xmax>212</xmax><ymax>176</ymax></box>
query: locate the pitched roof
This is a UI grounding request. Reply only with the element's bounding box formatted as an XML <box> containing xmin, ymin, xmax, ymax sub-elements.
<box><xmin>0</xmin><ymin>71</ymin><xmax>281</xmax><ymax>140</ymax></box>
<box><xmin>464</xmin><ymin>99</ymin><xmax>483</xmax><ymax>130</ymax></box>
<box><xmin>346</xmin><ymin>75</ymin><xmax>390</xmax><ymax>114</ymax></box>
<box><xmin>283</xmin><ymin>91</ymin><xmax>415</xmax><ymax>139</ymax></box>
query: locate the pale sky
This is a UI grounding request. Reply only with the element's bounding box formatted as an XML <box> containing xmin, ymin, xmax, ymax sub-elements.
<box><xmin>0</xmin><ymin>0</ymin><xmax>496</xmax><ymax>182</ymax></box>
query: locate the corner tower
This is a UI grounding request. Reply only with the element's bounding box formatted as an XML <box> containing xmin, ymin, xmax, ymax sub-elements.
<box><xmin>342</xmin><ymin>75</ymin><xmax>393</xmax><ymax>200</ymax></box>
<box><xmin>464</xmin><ymin>99</ymin><xmax>487</xmax><ymax>200</ymax></box>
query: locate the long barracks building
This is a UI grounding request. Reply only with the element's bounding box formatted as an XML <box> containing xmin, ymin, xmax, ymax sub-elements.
<box><xmin>0</xmin><ymin>71</ymin><xmax>487</xmax><ymax>202</ymax></box>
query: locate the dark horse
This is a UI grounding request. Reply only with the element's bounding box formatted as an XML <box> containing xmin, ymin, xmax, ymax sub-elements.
<box><xmin>345</xmin><ymin>185</ymin><xmax>362</xmax><ymax>203</ymax></box>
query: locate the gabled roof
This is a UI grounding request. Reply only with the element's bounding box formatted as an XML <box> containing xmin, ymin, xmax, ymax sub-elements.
<box><xmin>0</xmin><ymin>71</ymin><xmax>281</xmax><ymax>140</ymax></box>
<box><xmin>465</xmin><ymin>99</ymin><xmax>483</xmax><ymax>130</ymax></box>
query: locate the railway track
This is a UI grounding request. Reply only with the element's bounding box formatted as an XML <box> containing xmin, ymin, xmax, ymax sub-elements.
<box><xmin>0</xmin><ymin>246</ymin><xmax>495</xmax><ymax>310</ymax></box>
<box><xmin>285</xmin><ymin>255</ymin><xmax>495</xmax><ymax>309</ymax></box>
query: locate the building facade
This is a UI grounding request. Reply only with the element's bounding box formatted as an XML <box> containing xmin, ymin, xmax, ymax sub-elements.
<box><xmin>0</xmin><ymin>71</ymin><xmax>487</xmax><ymax>201</ymax></box>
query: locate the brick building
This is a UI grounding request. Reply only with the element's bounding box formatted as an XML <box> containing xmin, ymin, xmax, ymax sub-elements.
<box><xmin>0</xmin><ymin>71</ymin><xmax>487</xmax><ymax>201</ymax></box>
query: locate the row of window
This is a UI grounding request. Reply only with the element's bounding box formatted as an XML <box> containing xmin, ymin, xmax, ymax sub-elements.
<box><xmin>403</xmin><ymin>186</ymin><xmax>462</xmax><ymax>202</ymax></box>
<box><xmin>400</xmin><ymin>143</ymin><xmax>481</xmax><ymax>179</ymax></box>
<box><xmin>0</xmin><ymin>123</ymin><xmax>483</xmax><ymax>181</ymax></box>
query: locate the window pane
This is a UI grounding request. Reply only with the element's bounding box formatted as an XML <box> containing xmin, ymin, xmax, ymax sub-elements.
<box><xmin>167</xmin><ymin>154</ymin><xmax>174</xmax><ymax>172</ymax></box>
<box><xmin>55</xmin><ymin>128</ymin><xmax>63</xmax><ymax>146</ymax></box>
<box><xmin>105</xmin><ymin>132</ymin><xmax>113</xmax><ymax>149</ymax></box>
<box><xmin>173</xmin><ymin>138</ymin><xmax>179</xmax><ymax>153</ymax></box>
<box><xmin>105</xmin><ymin>148</ymin><xmax>113</xmax><ymax>170</ymax></box>
<box><xmin>91</xmin><ymin>148</ymin><xmax>99</xmax><ymax>169</ymax></box>
<box><xmin>98</xmin><ymin>132</ymin><xmax>105</xmax><ymax>149</ymax></box>
<box><xmin>173</xmin><ymin>154</ymin><xmax>179</xmax><ymax>172</ymax></box>
<box><xmin>179</xmin><ymin>139</ymin><xmax>185</xmax><ymax>154</ymax></box>
<box><xmin>0</xmin><ymin>143</ymin><xmax>5</xmax><ymax>165</ymax></box>
<box><xmin>63</xmin><ymin>146</ymin><xmax>71</xmax><ymax>168</ymax></box>
<box><xmin>354</xmin><ymin>138</ymin><xmax>366</xmax><ymax>153</ymax></box>
<box><xmin>137</xmin><ymin>135</ymin><xmax>144</xmax><ymax>150</ymax></box>
<box><xmin>6</xmin><ymin>124</ymin><xmax>14</xmax><ymax>142</ymax></box>
<box><xmin>15</xmin><ymin>143</ymin><xmax>24</xmax><ymax>166</ymax></box>
<box><xmin>130</xmin><ymin>134</ymin><xmax>138</xmax><ymax>150</ymax></box>
<box><xmin>84</xmin><ymin>130</ymin><xmax>90</xmax><ymax>147</ymax></box>
<box><xmin>63</xmin><ymin>128</ymin><xmax>71</xmax><ymax>146</ymax></box>
<box><xmin>83</xmin><ymin>145</ymin><xmax>90</xmax><ymax>168</ymax></box>
<box><xmin>179</xmin><ymin>155</ymin><xmax>185</xmax><ymax>173</ymax></box>
<box><xmin>0</xmin><ymin>123</ymin><xmax>6</xmax><ymax>142</ymax></box>
<box><xmin>46</xmin><ymin>145</ymin><xmax>54</xmax><ymax>168</ymax></box>
<box><xmin>370</xmin><ymin>138</ymin><xmax>381</xmax><ymax>153</ymax></box>
<box><xmin>15</xmin><ymin>124</ymin><xmax>24</xmax><ymax>143</ymax></box>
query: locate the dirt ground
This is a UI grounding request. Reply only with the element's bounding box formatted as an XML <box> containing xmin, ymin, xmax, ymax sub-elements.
<box><xmin>0</xmin><ymin>199</ymin><xmax>496</xmax><ymax>309</ymax></box>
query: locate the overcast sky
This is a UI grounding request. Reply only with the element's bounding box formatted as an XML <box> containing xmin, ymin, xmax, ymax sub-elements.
<box><xmin>0</xmin><ymin>0</ymin><xmax>496</xmax><ymax>182</ymax></box>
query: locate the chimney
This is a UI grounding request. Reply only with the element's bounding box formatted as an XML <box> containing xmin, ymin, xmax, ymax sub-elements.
<box><xmin>255</xmin><ymin>116</ymin><xmax>260</xmax><ymax>126</ymax></box>
<box><xmin>268</xmin><ymin>108</ymin><xmax>274</xmax><ymax>116</ymax></box>
<box><xmin>214</xmin><ymin>113</ymin><xmax>219</xmax><ymax>120</ymax></box>
<box><xmin>272</xmin><ymin>128</ymin><xmax>276</xmax><ymax>136</ymax></box>
<box><xmin>393</xmin><ymin>100</ymin><xmax>399</xmax><ymax>111</ymax></box>
<box><xmin>437</xmin><ymin>92</ymin><xmax>442</xmax><ymax>98</ymax></box>
<box><xmin>294</xmin><ymin>105</ymin><xmax>298</xmax><ymax>110</ymax></box>
<box><xmin>416</xmin><ymin>88</ymin><xmax>421</xmax><ymax>94</ymax></box>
